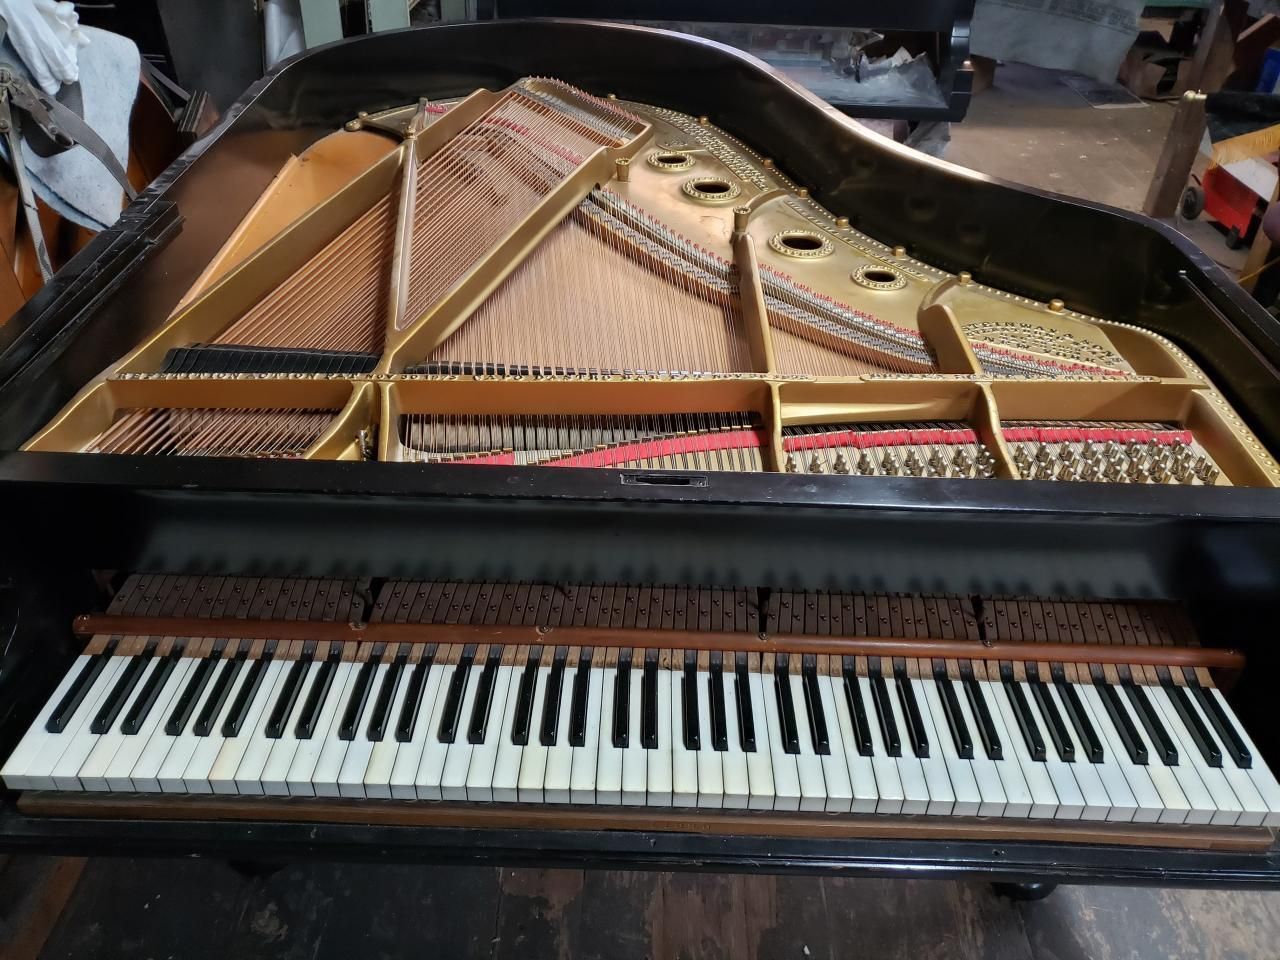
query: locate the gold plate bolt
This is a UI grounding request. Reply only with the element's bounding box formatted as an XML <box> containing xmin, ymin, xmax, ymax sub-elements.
<box><xmin>958</xmin><ymin>271</ymin><xmax>973</xmax><ymax>285</ymax></box>
<box><xmin>615</xmin><ymin>158</ymin><xmax>631</xmax><ymax>182</ymax></box>
<box><xmin>1048</xmin><ymin>298</ymin><xmax>1065</xmax><ymax>312</ymax></box>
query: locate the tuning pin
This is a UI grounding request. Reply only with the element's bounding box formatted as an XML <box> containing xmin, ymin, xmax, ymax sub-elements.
<box><xmin>903</xmin><ymin>450</ymin><xmax>924</xmax><ymax>476</ymax></box>
<box><xmin>978</xmin><ymin>460</ymin><xmax>996</xmax><ymax>479</ymax></box>
<box><xmin>1080</xmin><ymin>440</ymin><xmax>1095</xmax><ymax>459</ymax></box>
<box><xmin>1102</xmin><ymin>441</ymin><xmax>1119</xmax><ymax>460</ymax></box>
<box><xmin>809</xmin><ymin>454</ymin><xmax>826</xmax><ymax>474</ymax></box>
<box><xmin>1057</xmin><ymin>444</ymin><xmax>1075</xmax><ymax>462</ymax></box>
<box><xmin>927</xmin><ymin>448</ymin><xmax>945</xmax><ymax>475</ymax></box>
<box><xmin>1149</xmin><ymin>461</ymin><xmax>1168</xmax><ymax>484</ymax></box>
<box><xmin>856</xmin><ymin>451</ymin><xmax>875</xmax><ymax>475</ymax></box>
<box><xmin>833</xmin><ymin>452</ymin><xmax>851</xmax><ymax>474</ymax></box>
<box><xmin>1199</xmin><ymin>462</ymin><xmax>1221</xmax><ymax>485</ymax></box>
<box><xmin>880</xmin><ymin>451</ymin><xmax>899</xmax><ymax>475</ymax></box>
<box><xmin>1080</xmin><ymin>459</ymin><xmax>1099</xmax><ymax>481</ymax></box>
<box><xmin>1126</xmin><ymin>442</ymin><xmax>1142</xmax><ymax>461</ymax></box>
<box><xmin>1125</xmin><ymin>457</ymin><xmax>1144</xmax><ymax>483</ymax></box>
<box><xmin>1104</xmin><ymin>460</ymin><xmax>1124</xmax><ymax>482</ymax></box>
<box><xmin>1034</xmin><ymin>444</ymin><xmax>1052</xmax><ymax>465</ymax></box>
<box><xmin>785</xmin><ymin>453</ymin><xmax>800</xmax><ymax>473</ymax></box>
<box><xmin>1056</xmin><ymin>460</ymin><xmax>1077</xmax><ymax>482</ymax></box>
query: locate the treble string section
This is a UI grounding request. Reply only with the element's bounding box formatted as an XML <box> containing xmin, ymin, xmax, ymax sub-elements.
<box><xmin>87</xmin><ymin>408</ymin><xmax>334</xmax><ymax>458</ymax></box>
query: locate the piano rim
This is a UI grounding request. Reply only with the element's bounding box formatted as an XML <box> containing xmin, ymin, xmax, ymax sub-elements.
<box><xmin>2</xmin><ymin>800</ymin><xmax>1280</xmax><ymax>887</ymax></box>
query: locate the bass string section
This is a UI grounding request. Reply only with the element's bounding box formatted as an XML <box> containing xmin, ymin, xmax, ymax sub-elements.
<box><xmin>396</xmin><ymin>411</ymin><xmax>767</xmax><ymax>471</ymax></box>
<box><xmin>85</xmin><ymin>407</ymin><xmax>336</xmax><ymax>458</ymax></box>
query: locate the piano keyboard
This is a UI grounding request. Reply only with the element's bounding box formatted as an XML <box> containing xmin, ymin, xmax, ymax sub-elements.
<box><xmin>8</xmin><ymin>636</ymin><xmax>1279</xmax><ymax>827</ymax></box>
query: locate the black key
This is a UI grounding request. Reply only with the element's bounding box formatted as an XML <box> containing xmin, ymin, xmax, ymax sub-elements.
<box><xmin>437</xmin><ymin>646</ymin><xmax>476</xmax><ymax>745</ymax></box>
<box><xmin>800</xmin><ymin>657</ymin><xmax>830</xmax><ymax>756</ymax></box>
<box><xmin>640</xmin><ymin>651</ymin><xmax>659</xmax><ymax>749</ymax></box>
<box><xmin>1002</xmin><ymin>675</ymin><xmax>1046</xmax><ymax>762</ymax></box>
<box><xmin>394</xmin><ymin>647</ymin><xmax>435</xmax><ymax>743</ymax></box>
<box><xmin>338</xmin><ymin>645</ymin><xmax>384</xmax><ymax>741</ymax></box>
<box><xmin>193</xmin><ymin>650</ymin><xmax>246</xmax><ymax>736</ymax></box>
<box><xmin>683</xmin><ymin>652</ymin><xmax>701</xmax><ymax>751</ymax></box>
<box><xmin>869</xmin><ymin>670</ymin><xmax>901</xmax><ymax>757</ymax></box>
<box><xmin>841</xmin><ymin>665</ymin><xmax>874</xmax><ymax>756</ymax></box>
<box><xmin>512</xmin><ymin>648</ymin><xmax>541</xmax><ymax>746</ymax></box>
<box><xmin>709</xmin><ymin>654</ymin><xmax>728</xmax><ymax>752</ymax></box>
<box><xmin>894</xmin><ymin>668</ymin><xmax>929</xmax><ymax>759</ymax></box>
<box><xmin>265</xmin><ymin>644</ymin><xmax>315</xmax><ymax>739</ymax></box>
<box><xmin>1055</xmin><ymin>677</ymin><xmax>1103</xmax><ymax>763</ymax></box>
<box><xmin>1123</xmin><ymin>680</ymin><xmax>1177</xmax><ymax>765</ymax></box>
<box><xmin>569</xmin><ymin>649</ymin><xmax>592</xmax><ymax>748</ymax></box>
<box><xmin>91</xmin><ymin>640</ymin><xmax>159</xmax><ymax>735</ymax></box>
<box><xmin>222</xmin><ymin>641</ymin><xmax>278</xmax><ymax>737</ymax></box>
<box><xmin>963</xmin><ymin>676</ymin><xmax>1001</xmax><ymax>761</ymax></box>
<box><xmin>301</xmin><ymin>647</ymin><xmax>344</xmax><ymax>740</ymax></box>
<box><xmin>1189</xmin><ymin>681</ymin><xmax>1251</xmax><ymax>768</ymax></box>
<box><xmin>466</xmin><ymin>648</ymin><xmax>502</xmax><ymax>745</ymax></box>
<box><xmin>540</xmin><ymin>648</ymin><xmax>567</xmax><ymax>747</ymax></box>
<box><xmin>612</xmin><ymin>650</ymin><xmax>631</xmax><ymax>748</ymax></box>
<box><xmin>734</xmin><ymin>656</ymin><xmax>756</xmax><ymax>752</ymax></box>
<box><xmin>120</xmin><ymin>642</ymin><xmax>183</xmax><ymax>735</ymax></box>
<box><xmin>1028</xmin><ymin>675</ymin><xmax>1074</xmax><ymax>762</ymax></box>
<box><xmin>48</xmin><ymin>637</ymin><xmax>119</xmax><ymax>733</ymax></box>
<box><xmin>368</xmin><ymin>646</ymin><xmax>408</xmax><ymax>743</ymax></box>
<box><xmin>1163</xmin><ymin>680</ymin><xmax>1221</xmax><ymax>768</ymax></box>
<box><xmin>1096</xmin><ymin>678</ymin><xmax>1147</xmax><ymax>765</ymax></box>
<box><xmin>165</xmin><ymin>645</ymin><xmax>221</xmax><ymax>736</ymax></box>
<box><xmin>936</xmin><ymin>674</ymin><xmax>973</xmax><ymax>760</ymax></box>
<box><xmin>773</xmin><ymin>655</ymin><xmax>799</xmax><ymax>755</ymax></box>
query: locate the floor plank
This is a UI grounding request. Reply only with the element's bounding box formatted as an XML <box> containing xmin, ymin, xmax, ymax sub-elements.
<box><xmin>0</xmin><ymin>856</ymin><xmax>86</xmax><ymax>960</ymax></box>
<box><xmin>575</xmin><ymin>869</ymin><xmax>662</xmax><ymax>960</ymax></box>
<box><xmin>492</xmin><ymin>867</ymin><xmax>584</xmax><ymax>960</ymax></box>
<box><xmin>659</xmin><ymin>871</ymin><xmax>749</xmax><ymax>960</ymax></box>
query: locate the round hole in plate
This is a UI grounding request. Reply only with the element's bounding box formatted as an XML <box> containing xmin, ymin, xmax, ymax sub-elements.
<box><xmin>647</xmin><ymin>150</ymin><xmax>695</xmax><ymax>172</ymax></box>
<box><xmin>851</xmin><ymin>263</ymin><xmax>908</xmax><ymax>290</ymax></box>
<box><xmin>769</xmin><ymin>229</ymin><xmax>833</xmax><ymax>259</ymax></box>
<box><xmin>681</xmin><ymin>177</ymin><xmax>742</xmax><ymax>203</ymax></box>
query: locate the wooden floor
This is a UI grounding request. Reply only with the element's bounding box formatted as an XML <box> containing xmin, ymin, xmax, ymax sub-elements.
<box><xmin>4</xmin><ymin>854</ymin><xmax>1280</xmax><ymax>959</ymax></box>
<box><xmin>4</xmin><ymin>63</ymin><xmax>1280</xmax><ymax>960</ymax></box>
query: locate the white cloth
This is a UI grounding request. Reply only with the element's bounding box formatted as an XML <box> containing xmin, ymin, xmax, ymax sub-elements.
<box><xmin>971</xmin><ymin>0</ymin><xmax>1144</xmax><ymax>82</ymax></box>
<box><xmin>0</xmin><ymin>0</ymin><xmax>89</xmax><ymax>94</ymax></box>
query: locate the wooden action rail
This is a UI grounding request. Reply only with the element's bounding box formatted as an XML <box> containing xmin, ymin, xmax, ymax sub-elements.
<box><xmin>71</xmin><ymin>615</ymin><xmax>1245</xmax><ymax>672</ymax></box>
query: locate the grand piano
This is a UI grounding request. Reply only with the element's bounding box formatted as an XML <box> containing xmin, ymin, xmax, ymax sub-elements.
<box><xmin>0</xmin><ymin>20</ymin><xmax>1279</xmax><ymax>892</ymax></box>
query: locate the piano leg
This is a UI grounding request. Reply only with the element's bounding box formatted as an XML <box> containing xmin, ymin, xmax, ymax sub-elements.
<box><xmin>991</xmin><ymin>881</ymin><xmax>1058</xmax><ymax>901</ymax></box>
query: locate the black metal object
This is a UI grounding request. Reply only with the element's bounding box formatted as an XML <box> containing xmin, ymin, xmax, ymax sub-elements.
<box><xmin>481</xmin><ymin>1</ymin><xmax>974</xmax><ymax>120</ymax></box>
<box><xmin>0</xmin><ymin>22</ymin><xmax>1278</xmax><ymax>884</ymax></box>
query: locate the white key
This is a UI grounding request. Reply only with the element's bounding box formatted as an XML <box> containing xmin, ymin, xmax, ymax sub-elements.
<box><xmin>2</xmin><ymin>653</ymin><xmax>96</xmax><ymax>790</ymax></box>
<box><xmin>1080</xmin><ymin>681</ymin><xmax>1163</xmax><ymax>824</ymax></box>
<box><xmin>1018</xmin><ymin>681</ymin><xmax>1084</xmax><ymax>820</ymax></box>
<box><xmin>986</xmin><ymin>680</ymin><xmax>1057</xmax><ymax>818</ymax></box>
<box><xmin>542</xmin><ymin>662</ymin><xmax>577</xmax><ymax>804</ymax></box>
<box><xmin>389</xmin><ymin>656</ymin><xmax>445</xmax><ymax>800</ymax></box>
<box><xmin>670</xmin><ymin>667</ymin><xmax>698</xmax><ymax>806</ymax></box>
<box><xmin>440</xmin><ymin>660</ymin><xmax>484</xmax><ymax>801</ymax></box>
<box><xmin>1208</xmin><ymin>687</ymin><xmax>1280</xmax><ymax>826</ymax></box>
<box><xmin>334</xmin><ymin>661</ymin><xmax>391</xmax><ymax>798</ymax></box>
<box><xmin>311</xmin><ymin>660</ymin><xmax>364</xmax><ymax>798</ymax></box>
<box><xmin>1148</xmin><ymin>684</ymin><xmax>1240</xmax><ymax>826</ymax></box>
<box><xmin>182</xmin><ymin>655</ymin><xmax>258</xmax><ymax>795</ymax></box>
<box><xmin>814</xmin><ymin>673</ymin><xmax>852</xmax><ymax>813</ymax></box>
<box><xmin>417</xmin><ymin>657</ymin><xmax>468</xmax><ymax>800</ymax></box>
<box><xmin>288</xmin><ymin>660</ymin><xmax>355</xmax><ymax>797</ymax></box>
<box><xmin>646</xmin><ymin>665</ymin><xmax>673</xmax><ymax>806</ymax></box>
<box><xmin>759</xmin><ymin>664</ymin><xmax>800</xmax><ymax>811</ymax></box>
<box><xmin>858</xmin><ymin>676</ymin><xmax>903</xmax><ymax>815</ymax></box>
<box><xmin>920</xmin><ymin>675</ymin><xmax>980</xmax><ymax>817</ymax></box>
<box><xmin>696</xmin><ymin>670</ymin><xmax>724</xmax><ymax>809</ymax></box>
<box><xmin>466</xmin><ymin>664</ymin><xmax>515</xmax><ymax>802</ymax></box>
<box><xmin>234</xmin><ymin>655</ymin><xmax>303</xmax><ymax>796</ymax></box>
<box><xmin>569</xmin><ymin>663</ymin><xmax>604</xmax><ymax>804</ymax></box>
<box><xmin>1110</xmin><ymin>683</ymin><xmax>1191</xmax><ymax>824</ymax></box>
<box><xmin>948</xmin><ymin>676</ymin><xmax>1007</xmax><ymax>817</ymax></box>
<box><xmin>826</xmin><ymin>673</ymin><xmax>877</xmax><ymax>813</ymax></box>
<box><xmin>1182</xmin><ymin>688</ymin><xmax>1266</xmax><ymax>826</ymax></box>
<box><xmin>788</xmin><ymin>671</ymin><xmax>826</xmax><ymax>812</ymax></box>
<box><xmin>49</xmin><ymin>656</ymin><xmax>128</xmax><ymax>791</ymax></box>
<box><xmin>516</xmin><ymin>664</ymin><xmax>552</xmax><ymax>802</ymax></box>
<box><xmin>1043</xmin><ymin>682</ymin><xmax>1113</xmax><ymax>821</ymax></box>
<box><xmin>79</xmin><ymin>657</ymin><xmax>166</xmax><ymax>791</ymax></box>
<box><xmin>882</xmin><ymin>676</ymin><xmax>929</xmax><ymax>815</ymax></box>
<box><xmin>111</xmin><ymin>656</ymin><xmax>196</xmax><ymax>792</ymax></box>
<box><xmin>363</xmin><ymin>655</ymin><xmax>414</xmax><ymax>799</ymax></box>
<box><xmin>719</xmin><ymin>667</ymin><xmax>751</xmax><ymax>809</ymax></box>
<box><xmin>619</xmin><ymin>663</ymin><xmax>646</xmax><ymax>806</ymax></box>
<box><xmin>260</xmin><ymin>657</ymin><xmax>323</xmax><ymax>796</ymax></box>
<box><xmin>594</xmin><ymin>664</ymin><xmax>622</xmax><ymax>804</ymax></box>
<box><xmin>743</xmin><ymin>668</ymin><xmax>776</xmax><ymax>810</ymax></box>
<box><xmin>1133</xmin><ymin>683</ymin><xmax>1215</xmax><ymax>824</ymax></box>
<box><xmin>969</xmin><ymin>679</ymin><xmax>1030</xmax><ymax>817</ymax></box>
<box><xmin>1058</xmin><ymin>680</ymin><xmax>1134</xmax><ymax>822</ymax></box>
<box><xmin>210</xmin><ymin>656</ymin><xmax>287</xmax><ymax>795</ymax></box>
